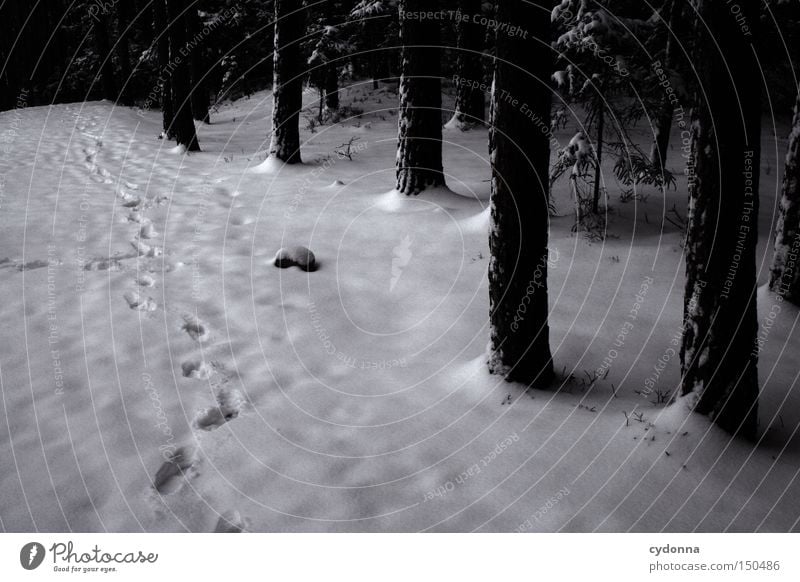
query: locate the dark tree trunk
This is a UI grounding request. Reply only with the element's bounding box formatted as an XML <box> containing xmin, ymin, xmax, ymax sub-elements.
<box><xmin>368</xmin><ymin>26</ymin><xmax>381</xmax><ymax>89</ymax></box>
<box><xmin>680</xmin><ymin>0</ymin><xmax>760</xmax><ymax>439</ymax></box>
<box><xmin>0</xmin><ymin>0</ymin><xmax>26</xmax><ymax>110</ymax></box>
<box><xmin>395</xmin><ymin>0</ymin><xmax>445</xmax><ymax>195</ymax></box>
<box><xmin>448</xmin><ymin>0</ymin><xmax>484</xmax><ymax>130</ymax></box>
<box><xmin>592</xmin><ymin>94</ymin><xmax>604</xmax><ymax>214</ymax></box>
<box><xmin>153</xmin><ymin>0</ymin><xmax>175</xmax><ymax>139</ymax></box>
<box><xmin>187</xmin><ymin>5</ymin><xmax>210</xmax><ymax>124</ymax></box>
<box><xmin>116</xmin><ymin>0</ymin><xmax>134</xmax><ymax>105</ymax></box>
<box><xmin>769</xmin><ymin>84</ymin><xmax>800</xmax><ymax>303</ymax></box>
<box><xmin>487</xmin><ymin>0</ymin><xmax>553</xmax><ymax>386</ymax></box>
<box><xmin>269</xmin><ymin>0</ymin><xmax>304</xmax><ymax>163</ymax></box>
<box><xmin>650</xmin><ymin>0</ymin><xmax>683</xmax><ymax>170</ymax></box>
<box><xmin>166</xmin><ymin>0</ymin><xmax>200</xmax><ymax>151</ymax></box>
<box><xmin>324</xmin><ymin>65</ymin><xmax>339</xmax><ymax>113</ymax></box>
<box><xmin>93</xmin><ymin>10</ymin><xmax>118</xmax><ymax>102</ymax></box>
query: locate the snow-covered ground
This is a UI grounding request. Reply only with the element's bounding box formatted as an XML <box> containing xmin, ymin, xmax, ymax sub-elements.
<box><xmin>1</xmin><ymin>84</ymin><xmax>799</xmax><ymax>532</ymax></box>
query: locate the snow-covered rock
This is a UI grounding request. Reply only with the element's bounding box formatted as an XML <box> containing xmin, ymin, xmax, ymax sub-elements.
<box><xmin>273</xmin><ymin>246</ymin><xmax>317</xmax><ymax>271</ymax></box>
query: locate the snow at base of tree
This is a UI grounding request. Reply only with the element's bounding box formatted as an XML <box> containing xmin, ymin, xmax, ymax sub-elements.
<box><xmin>376</xmin><ymin>186</ymin><xmax>487</xmax><ymax>213</ymax></box>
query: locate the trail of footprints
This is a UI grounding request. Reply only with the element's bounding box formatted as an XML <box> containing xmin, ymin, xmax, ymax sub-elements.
<box><xmin>74</xmin><ymin>123</ymin><xmax>248</xmax><ymax>528</ymax></box>
<box><xmin>141</xmin><ymin>237</ymin><xmax>247</xmax><ymax>528</ymax></box>
<box><xmin>175</xmin><ymin>314</ymin><xmax>247</xmax><ymax>434</ymax></box>
<box><xmin>153</xmin><ymin>311</ymin><xmax>249</xmax><ymax>532</ymax></box>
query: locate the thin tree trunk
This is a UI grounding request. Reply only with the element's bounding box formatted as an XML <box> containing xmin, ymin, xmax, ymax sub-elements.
<box><xmin>769</xmin><ymin>84</ymin><xmax>800</xmax><ymax>303</ymax></box>
<box><xmin>269</xmin><ymin>0</ymin><xmax>304</xmax><ymax>163</ymax></box>
<box><xmin>368</xmin><ymin>26</ymin><xmax>380</xmax><ymax>89</ymax></box>
<box><xmin>93</xmin><ymin>11</ymin><xmax>117</xmax><ymax>102</ymax></box>
<box><xmin>153</xmin><ymin>0</ymin><xmax>175</xmax><ymax>139</ymax></box>
<box><xmin>448</xmin><ymin>0</ymin><xmax>484</xmax><ymax>130</ymax></box>
<box><xmin>592</xmin><ymin>95</ymin><xmax>604</xmax><ymax>214</ymax></box>
<box><xmin>395</xmin><ymin>0</ymin><xmax>445</xmax><ymax>195</ymax></box>
<box><xmin>487</xmin><ymin>0</ymin><xmax>553</xmax><ymax>386</ymax></box>
<box><xmin>650</xmin><ymin>0</ymin><xmax>683</xmax><ymax>170</ymax></box>
<box><xmin>324</xmin><ymin>64</ymin><xmax>339</xmax><ymax>113</ymax></box>
<box><xmin>116</xmin><ymin>0</ymin><xmax>134</xmax><ymax>106</ymax></box>
<box><xmin>187</xmin><ymin>5</ymin><xmax>210</xmax><ymax>124</ymax></box>
<box><xmin>0</xmin><ymin>0</ymin><xmax>25</xmax><ymax>110</ymax></box>
<box><xmin>166</xmin><ymin>0</ymin><xmax>200</xmax><ymax>151</ymax></box>
<box><xmin>680</xmin><ymin>0</ymin><xmax>760</xmax><ymax>439</ymax></box>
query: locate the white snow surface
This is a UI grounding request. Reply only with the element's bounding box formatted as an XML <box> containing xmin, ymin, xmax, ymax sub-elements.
<box><xmin>1</xmin><ymin>85</ymin><xmax>799</xmax><ymax>532</ymax></box>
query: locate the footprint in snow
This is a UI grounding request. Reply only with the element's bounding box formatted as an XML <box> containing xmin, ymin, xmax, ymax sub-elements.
<box><xmin>181</xmin><ymin>360</ymin><xmax>212</xmax><ymax>380</ymax></box>
<box><xmin>118</xmin><ymin>188</ymin><xmax>142</xmax><ymax>208</ymax></box>
<box><xmin>16</xmin><ymin>259</ymin><xmax>52</xmax><ymax>271</ymax></box>
<box><xmin>230</xmin><ymin>216</ymin><xmax>254</xmax><ymax>226</ymax></box>
<box><xmin>124</xmin><ymin>291</ymin><xmax>156</xmax><ymax>311</ymax></box>
<box><xmin>94</xmin><ymin>166</ymin><xmax>113</xmax><ymax>182</ymax></box>
<box><xmin>153</xmin><ymin>446</ymin><xmax>197</xmax><ymax>495</ymax></box>
<box><xmin>194</xmin><ymin>389</ymin><xmax>245</xmax><ymax>431</ymax></box>
<box><xmin>121</xmin><ymin>196</ymin><xmax>142</xmax><ymax>208</ymax></box>
<box><xmin>136</xmin><ymin>274</ymin><xmax>155</xmax><ymax>287</ymax></box>
<box><xmin>139</xmin><ymin>223</ymin><xmax>158</xmax><ymax>240</ymax></box>
<box><xmin>89</xmin><ymin>173</ymin><xmax>110</xmax><ymax>184</ymax></box>
<box><xmin>84</xmin><ymin>258</ymin><xmax>123</xmax><ymax>271</ymax></box>
<box><xmin>130</xmin><ymin>240</ymin><xmax>162</xmax><ymax>257</ymax></box>
<box><xmin>214</xmin><ymin>511</ymin><xmax>248</xmax><ymax>533</ymax></box>
<box><xmin>82</xmin><ymin>147</ymin><xmax>97</xmax><ymax>162</ymax></box>
<box><xmin>182</xmin><ymin>315</ymin><xmax>210</xmax><ymax>342</ymax></box>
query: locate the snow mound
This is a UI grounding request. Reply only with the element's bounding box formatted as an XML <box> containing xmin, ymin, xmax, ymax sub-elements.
<box><xmin>444</xmin><ymin>115</ymin><xmax>482</xmax><ymax>132</ymax></box>
<box><xmin>249</xmin><ymin>155</ymin><xmax>303</xmax><ymax>174</ymax></box>
<box><xmin>376</xmin><ymin>187</ymin><xmax>485</xmax><ymax>213</ymax></box>
<box><xmin>458</xmin><ymin>207</ymin><xmax>491</xmax><ymax>235</ymax></box>
<box><xmin>274</xmin><ymin>246</ymin><xmax>317</xmax><ymax>271</ymax></box>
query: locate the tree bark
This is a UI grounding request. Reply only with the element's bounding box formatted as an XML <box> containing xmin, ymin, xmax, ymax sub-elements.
<box><xmin>650</xmin><ymin>0</ymin><xmax>683</xmax><ymax>170</ymax></box>
<box><xmin>448</xmin><ymin>0</ymin><xmax>484</xmax><ymax>130</ymax></box>
<box><xmin>367</xmin><ymin>26</ymin><xmax>381</xmax><ymax>89</ymax></box>
<box><xmin>187</xmin><ymin>5</ymin><xmax>210</xmax><ymax>124</ymax></box>
<box><xmin>324</xmin><ymin>64</ymin><xmax>339</xmax><ymax>113</ymax></box>
<box><xmin>0</xmin><ymin>0</ymin><xmax>25</xmax><ymax>110</ymax></box>
<box><xmin>395</xmin><ymin>0</ymin><xmax>445</xmax><ymax>195</ymax></box>
<box><xmin>153</xmin><ymin>0</ymin><xmax>175</xmax><ymax>139</ymax></box>
<box><xmin>592</xmin><ymin>94</ymin><xmax>604</xmax><ymax>214</ymax></box>
<box><xmin>116</xmin><ymin>0</ymin><xmax>134</xmax><ymax>106</ymax></box>
<box><xmin>166</xmin><ymin>0</ymin><xmax>200</xmax><ymax>151</ymax></box>
<box><xmin>769</xmin><ymin>84</ymin><xmax>800</xmax><ymax>303</ymax></box>
<box><xmin>680</xmin><ymin>0</ymin><xmax>760</xmax><ymax>439</ymax></box>
<box><xmin>93</xmin><ymin>9</ymin><xmax>118</xmax><ymax>102</ymax></box>
<box><xmin>269</xmin><ymin>0</ymin><xmax>304</xmax><ymax>163</ymax></box>
<box><xmin>487</xmin><ymin>0</ymin><xmax>554</xmax><ymax>386</ymax></box>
